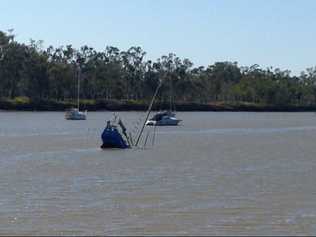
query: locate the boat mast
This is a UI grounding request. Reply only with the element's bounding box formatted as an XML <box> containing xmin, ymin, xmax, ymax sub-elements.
<box><xmin>135</xmin><ymin>81</ymin><xmax>161</xmax><ymax>147</ymax></box>
<box><xmin>77</xmin><ymin>65</ymin><xmax>81</xmax><ymax>110</ymax></box>
<box><xmin>169</xmin><ymin>74</ymin><xmax>173</xmax><ymax>112</ymax></box>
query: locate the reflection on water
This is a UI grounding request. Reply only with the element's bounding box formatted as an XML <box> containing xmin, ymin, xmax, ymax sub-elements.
<box><xmin>1</xmin><ymin>112</ymin><xmax>316</xmax><ymax>235</ymax></box>
<box><xmin>158</xmin><ymin>126</ymin><xmax>316</xmax><ymax>135</ymax></box>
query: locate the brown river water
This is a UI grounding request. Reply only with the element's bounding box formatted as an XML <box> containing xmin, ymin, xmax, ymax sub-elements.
<box><xmin>1</xmin><ymin>111</ymin><xmax>316</xmax><ymax>235</ymax></box>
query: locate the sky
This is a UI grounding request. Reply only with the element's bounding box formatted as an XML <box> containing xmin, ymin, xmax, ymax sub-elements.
<box><xmin>1</xmin><ymin>0</ymin><xmax>316</xmax><ymax>75</ymax></box>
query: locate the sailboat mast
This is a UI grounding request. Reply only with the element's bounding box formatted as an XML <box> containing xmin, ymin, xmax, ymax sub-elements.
<box><xmin>169</xmin><ymin>75</ymin><xmax>172</xmax><ymax>111</ymax></box>
<box><xmin>135</xmin><ymin>81</ymin><xmax>161</xmax><ymax>147</ymax></box>
<box><xmin>77</xmin><ymin>66</ymin><xmax>80</xmax><ymax>110</ymax></box>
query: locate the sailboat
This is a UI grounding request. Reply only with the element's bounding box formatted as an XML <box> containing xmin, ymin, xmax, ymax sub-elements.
<box><xmin>146</xmin><ymin>76</ymin><xmax>181</xmax><ymax>126</ymax></box>
<box><xmin>101</xmin><ymin>81</ymin><xmax>161</xmax><ymax>149</ymax></box>
<box><xmin>65</xmin><ymin>66</ymin><xmax>87</xmax><ymax>120</ymax></box>
<box><xmin>145</xmin><ymin>110</ymin><xmax>181</xmax><ymax>126</ymax></box>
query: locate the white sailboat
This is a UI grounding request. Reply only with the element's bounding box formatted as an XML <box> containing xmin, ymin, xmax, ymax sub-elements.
<box><xmin>146</xmin><ymin>76</ymin><xmax>181</xmax><ymax>126</ymax></box>
<box><xmin>146</xmin><ymin>110</ymin><xmax>181</xmax><ymax>126</ymax></box>
<box><xmin>65</xmin><ymin>66</ymin><xmax>87</xmax><ymax>120</ymax></box>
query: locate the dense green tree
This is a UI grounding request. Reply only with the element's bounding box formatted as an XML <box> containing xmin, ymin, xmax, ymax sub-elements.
<box><xmin>1</xmin><ymin>29</ymin><xmax>316</xmax><ymax>108</ymax></box>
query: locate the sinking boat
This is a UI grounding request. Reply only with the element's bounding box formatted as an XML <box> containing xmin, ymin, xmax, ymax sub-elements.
<box><xmin>101</xmin><ymin>81</ymin><xmax>162</xmax><ymax>149</ymax></box>
<box><xmin>101</xmin><ymin>119</ymin><xmax>130</xmax><ymax>149</ymax></box>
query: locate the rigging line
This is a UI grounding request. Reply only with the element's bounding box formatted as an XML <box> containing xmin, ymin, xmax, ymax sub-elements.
<box><xmin>152</xmin><ymin>124</ymin><xmax>158</xmax><ymax>147</ymax></box>
<box><xmin>143</xmin><ymin>131</ymin><xmax>150</xmax><ymax>149</ymax></box>
<box><xmin>135</xmin><ymin>81</ymin><xmax>162</xmax><ymax>147</ymax></box>
<box><xmin>131</xmin><ymin>113</ymin><xmax>147</xmax><ymax>140</ymax></box>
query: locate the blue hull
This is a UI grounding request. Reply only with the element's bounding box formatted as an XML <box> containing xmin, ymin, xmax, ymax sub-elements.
<box><xmin>101</xmin><ymin>127</ymin><xmax>129</xmax><ymax>149</ymax></box>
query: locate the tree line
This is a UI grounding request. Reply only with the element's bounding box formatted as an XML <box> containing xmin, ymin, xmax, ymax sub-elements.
<box><xmin>1</xmin><ymin>30</ymin><xmax>316</xmax><ymax>108</ymax></box>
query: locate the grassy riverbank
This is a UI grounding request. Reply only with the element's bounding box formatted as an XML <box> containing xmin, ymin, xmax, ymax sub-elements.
<box><xmin>1</xmin><ymin>97</ymin><xmax>316</xmax><ymax>112</ymax></box>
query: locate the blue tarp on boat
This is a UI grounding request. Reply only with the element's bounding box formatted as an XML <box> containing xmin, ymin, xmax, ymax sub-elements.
<box><xmin>101</xmin><ymin>126</ymin><xmax>129</xmax><ymax>149</ymax></box>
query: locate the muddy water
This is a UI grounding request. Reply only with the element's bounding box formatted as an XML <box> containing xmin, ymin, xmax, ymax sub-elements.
<box><xmin>1</xmin><ymin>111</ymin><xmax>316</xmax><ymax>235</ymax></box>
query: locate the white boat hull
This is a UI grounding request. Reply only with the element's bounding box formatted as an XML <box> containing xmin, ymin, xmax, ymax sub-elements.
<box><xmin>146</xmin><ymin>117</ymin><xmax>181</xmax><ymax>126</ymax></box>
<box><xmin>65</xmin><ymin>109</ymin><xmax>87</xmax><ymax>120</ymax></box>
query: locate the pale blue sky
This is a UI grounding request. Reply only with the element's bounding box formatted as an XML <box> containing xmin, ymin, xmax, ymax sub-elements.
<box><xmin>1</xmin><ymin>0</ymin><xmax>316</xmax><ymax>75</ymax></box>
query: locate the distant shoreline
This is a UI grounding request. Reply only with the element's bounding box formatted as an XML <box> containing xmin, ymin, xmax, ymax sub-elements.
<box><xmin>1</xmin><ymin>99</ymin><xmax>316</xmax><ymax>112</ymax></box>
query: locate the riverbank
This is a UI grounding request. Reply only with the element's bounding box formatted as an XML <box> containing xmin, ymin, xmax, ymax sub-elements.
<box><xmin>1</xmin><ymin>97</ymin><xmax>316</xmax><ymax>112</ymax></box>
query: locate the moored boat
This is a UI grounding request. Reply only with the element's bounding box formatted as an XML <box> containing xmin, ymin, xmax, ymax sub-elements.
<box><xmin>146</xmin><ymin>72</ymin><xmax>181</xmax><ymax>126</ymax></box>
<box><xmin>65</xmin><ymin>65</ymin><xmax>88</xmax><ymax>120</ymax></box>
<box><xmin>146</xmin><ymin>110</ymin><xmax>181</xmax><ymax>126</ymax></box>
<box><xmin>65</xmin><ymin>108</ymin><xmax>87</xmax><ymax>120</ymax></box>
